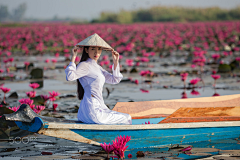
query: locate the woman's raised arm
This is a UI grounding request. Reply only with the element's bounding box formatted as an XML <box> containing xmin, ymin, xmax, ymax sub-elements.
<box><xmin>65</xmin><ymin>46</ymin><xmax>89</xmax><ymax>81</ymax></box>
<box><xmin>100</xmin><ymin>63</ymin><xmax>123</xmax><ymax>84</ymax></box>
<box><xmin>65</xmin><ymin>62</ymin><xmax>89</xmax><ymax>81</ymax></box>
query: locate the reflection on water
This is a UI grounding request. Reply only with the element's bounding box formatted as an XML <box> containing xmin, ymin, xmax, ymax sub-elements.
<box><xmin>212</xmin><ymin>92</ymin><xmax>220</xmax><ymax>97</ymax></box>
<box><xmin>181</xmin><ymin>91</ymin><xmax>187</xmax><ymax>99</ymax></box>
<box><xmin>191</xmin><ymin>89</ymin><xmax>200</xmax><ymax>96</ymax></box>
<box><xmin>124</xmin><ymin>138</ymin><xmax>240</xmax><ymax>159</ymax></box>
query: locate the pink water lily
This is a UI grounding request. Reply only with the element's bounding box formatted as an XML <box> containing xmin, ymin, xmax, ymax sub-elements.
<box><xmin>26</xmin><ymin>91</ymin><xmax>36</xmax><ymax>98</ymax></box>
<box><xmin>29</xmin><ymin>83</ymin><xmax>40</xmax><ymax>90</ymax></box>
<box><xmin>9</xmin><ymin>106</ymin><xmax>20</xmax><ymax>112</ymax></box>
<box><xmin>51</xmin><ymin>59</ymin><xmax>57</xmax><ymax>63</ymax></box>
<box><xmin>6</xmin><ymin>51</ymin><xmax>11</xmax><ymax>56</ymax></box>
<box><xmin>119</xmin><ymin>55</ymin><xmax>123</xmax><ymax>60</ymax></box>
<box><xmin>0</xmin><ymin>69</ymin><xmax>4</xmax><ymax>73</ymax></box>
<box><xmin>111</xmin><ymin>135</ymin><xmax>131</xmax><ymax>160</ymax></box>
<box><xmin>233</xmin><ymin>47</ymin><xmax>240</xmax><ymax>51</ymax></box>
<box><xmin>180</xmin><ymin>73</ymin><xmax>188</xmax><ymax>81</ymax></box>
<box><xmin>212</xmin><ymin>54</ymin><xmax>220</xmax><ymax>60</ymax></box>
<box><xmin>29</xmin><ymin>104</ymin><xmax>36</xmax><ymax>110</ymax></box>
<box><xmin>45</xmin><ymin>59</ymin><xmax>50</xmax><ymax>63</ymax></box>
<box><xmin>49</xmin><ymin>91</ymin><xmax>60</xmax><ymax>97</ymax></box>
<box><xmin>111</xmin><ymin>150</ymin><xmax>124</xmax><ymax>160</ymax></box>
<box><xmin>128</xmin><ymin>154</ymin><xmax>132</xmax><ymax>158</ymax></box>
<box><xmin>180</xmin><ymin>146</ymin><xmax>192</xmax><ymax>152</ymax></box>
<box><xmin>63</xmin><ymin>49</ymin><xmax>69</xmax><ymax>53</ymax></box>
<box><xmin>140</xmin><ymin>57</ymin><xmax>149</xmax><ymax>62</ymax></box>
<box><xmin>140</xmin><ymin>70</ymin><xmax>151</xmax><ymax>77</ymax></box>
<box><xmin>75</xmin><ymin>56</ymin><xmax>80</xmax><ymax>62</ymax></box>
<box><xmin>125</xmin><ymin>59</ymin><xmax>134</xmax><ymax>66</ymax></box>
<box><xmin>142</xmin><ymin>121</ymin><xmax>152</xmax><ymax>124</ymax></box>
<box><xmin>134</xmin><ymin>79</ymin><xmax>139</xmax><ymax>84</ymax></box>
<box><xmin>1</xmin><ymin>87</ymin><xmax>10</xmax><ymax>102</ymax></box>
<box><xmin>125</xmin><ymin>43</ymin><xmax>135</xmax><ymax>51</ymax></box>
<box><xmin>49</xmin><ymin>91</ymin><xmax>60</xmax><ymax>102</ymax></box>
<box><xmin>211</xmin><ymin>75</ymin><xmax>221</xmax><ymax>80</ymax></box>
<box><xmin>191</xmin><ymin>64</ymin><xmax>196</xmax><ymax>68</ymax></box>
<box><xmin>3</xmin><ymin>59</ymin><xmax>9</xmax><ymax>64</ymax></box>
<box><xmin>40</xmin><ymin>95</ymin><xmax>49</xmax><ymax>106</ymax></box>
<box><xmin>24</xmin><ymin>61</ymin><xmax>31</xmax><ymax>72</ymax></box>
<box><xmin>55</xmin><ymin>53</ymin><xmax>59</xmax><ymax>58</ymax></box>
<box><xmin>53</xmin><ymin>103</ymin><xmax>58</xmax><ymax>111</ymax></box>
<box><xmin>140</xmin><ymin>88</ymin><xmax>149</xmax><ymax>93</ymax></box>
<box><xmin>212</xmin><ymin>70</ymin><xmax>217</xmax><ymax>74</ymax></box>
<box><xmin>1</xmin><ymin>87</ymin><xmax>10</xmax><ymax>94</ymax></box>
<box><xmin>64</xmin><ymin>53</ymin><xmax>70</xmax><ymax>58</ymax></box>
<box><xmin>103</xmin><ymin>60</ymin><xmax>110</xmax><ymax>65</ymax></box>
<box><xmin>36</xmin><ymin>105</ymin><xmax>45</xmax><ymax>111</ymax></box>
<box><xmin>180</xmin><ymin>73</ymin><xmax>188</xmax><ymax>87</ymax></box>
<box><xmin>100</xmin><ymin>142</ymin><xmax>114</xmax><ymax>158</ymax></box>
<box><xmin>19</xmin><ymin>98</ymin><xmax>34</xmax><ymax>107</ymax></box>
<box><xmin>236</xmin><ymin>57</ymin><xmax>240</xmax><ymax>62</ymax></box>
<box><xmin>190</xmin><ymin>78</ymin><xmax>201</xmax><ymax>87</ymax></box>
<box><xmin>102</xmin><ymin>55</ymin><xmax>108</xmax><ymax>60</ymax></box>
<box><xmin>109</xmin><ymin>64</ymin><xmax>113</xmax><ymax>70</ymax></box>
<box><xmin>41</xmin><ymin>95</ymin><xmax>49</xmax><ymax>101</ymax></box>
<box><xmin>236</xmin><ymin>57</ymin><xmax>240</xmax><ymax>68</ymax></box>
<box><xmin>33</xmin><ymin>108</ymin><xmax>41</xmax><ymax>114</ymax></box>
<box><xmin>24</xmin><ymin>61</ymin><xmax>30</xmax><ymax>66</ymax></box>
<box><xmin>35</xmin><ymin>105</ymin><xmax>46</xmax><ymax>114</ymax></box>
<box><xmin>1</xmin><ymin>21</ymin><xmax>240</xmax><ymax>60</ymax></box>
<box><xmin>211</xmin><ymin>74</ymin><xmax>221</xmax><ymax>87</ymax></box>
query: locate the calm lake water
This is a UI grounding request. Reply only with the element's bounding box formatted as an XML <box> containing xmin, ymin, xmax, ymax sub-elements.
<box><xmin>1</xmin><ymin>54</ymin><xmax>240</xmax><ymax>159</ymax></box>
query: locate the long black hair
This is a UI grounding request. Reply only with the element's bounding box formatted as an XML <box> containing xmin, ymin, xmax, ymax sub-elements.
<box><xmin>77</xmin><ymin>46</ymin><xmax>89</xmax><ymax>100</ymax></box>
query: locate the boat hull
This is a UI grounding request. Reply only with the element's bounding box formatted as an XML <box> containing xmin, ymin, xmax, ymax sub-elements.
<box><xmin>2</xmin><ymin>94</ymin><xmax>240</xmax><ymax>149</ymax></box>
<box><xmin>38</xmin><ymin>120</ymin><xmax>240</xmax><ymax>149</ymax></box>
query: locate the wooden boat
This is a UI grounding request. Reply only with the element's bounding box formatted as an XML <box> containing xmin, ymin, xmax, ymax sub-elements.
<box><xmin>2</xmin><ymin>94</ymin><xmax>240</xmax><ymax>149</ymax></box>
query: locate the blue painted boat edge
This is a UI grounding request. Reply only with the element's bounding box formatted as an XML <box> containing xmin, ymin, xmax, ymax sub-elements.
<box><xmin>15</xmin><ymin>117</ymin><xmax>44</xmax><ymax>133</ymax></box>
<box><xmin>70</xmin><ymin>126</ymin><xmax>240</xmax><ymax>149</ymax></box>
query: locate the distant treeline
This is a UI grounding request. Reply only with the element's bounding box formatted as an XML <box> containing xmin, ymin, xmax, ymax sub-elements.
<box><xmin>91</xmin><ymin>6</ymin><xmax>240</xmax><ymax>23</ymax></box>
<box><xmin>0</xmin><ymin>3</ymin><xmax>27</xmax><ymax>22</ymax></box>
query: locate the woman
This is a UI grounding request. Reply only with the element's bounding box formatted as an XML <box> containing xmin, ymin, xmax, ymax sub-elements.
<box><xmin>64</xmin><ymin>34</ymin><xmax>132</xmax><ymax>125</ymax></box>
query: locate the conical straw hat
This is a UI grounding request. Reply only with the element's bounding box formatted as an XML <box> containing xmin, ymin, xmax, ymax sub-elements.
<box><xmin>76</xmin><ymin>33</ymin><xmax>112</xmax><ymax>51</ymax></box>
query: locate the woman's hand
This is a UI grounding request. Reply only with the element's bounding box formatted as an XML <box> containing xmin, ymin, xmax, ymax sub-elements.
<box><xmin>111</xmin><ymin>49</ymin><xmax>119</xmax><ymax>70</ymax></box>
<box><xmin>71</xmin><ymin>46</ymin><xmax>79</xmax><ymax>63</ymax></box>
<box><xmin>72</xmin><ymin>46</ymin><xmax>79</xmax><ymax>57</ymax></box>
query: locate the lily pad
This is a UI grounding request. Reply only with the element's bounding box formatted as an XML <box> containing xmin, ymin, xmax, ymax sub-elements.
<box><xmin>30</xmin><ymin>95</ymin><xmax>45</xmax><ymax>106</ymax></box>
<box><xmin>218</xmin><ymin>64</ymin><xmax>231</xmax><ymax>73</ymax></box>
<box><xmin>130</xmin><ymin>67</ymin><xmax>138</xmax><ymax>73</ymax></box>
<box><xmin>30</xmin><ymin>68</ymin><xmax>43</xmax><ymax>79</ymax></box>
<box><xmin>8</xmin><ymin>92</ymin><xmax>19</xmax><ymax>99</ymax></box>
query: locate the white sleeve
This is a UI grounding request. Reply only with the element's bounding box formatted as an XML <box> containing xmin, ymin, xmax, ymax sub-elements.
<box><xmin>65</xmin><ymin>62</ymin><xmax>89</xmax><ymax>81</ymax></box>
<box><xmin>100</xmin><ymin>63</ymin><xmax>123</xmax><ymax>84</ymax></box>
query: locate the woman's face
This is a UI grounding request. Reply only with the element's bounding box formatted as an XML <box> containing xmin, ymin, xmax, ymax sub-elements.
<box><xmin>85</xmin><ymin>46</ymin><xmax>102</xmax><ymax>62</ymax></box>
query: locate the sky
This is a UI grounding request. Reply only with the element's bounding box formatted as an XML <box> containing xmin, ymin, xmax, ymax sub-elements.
<box><xmin>0</xmin><ymin>0</ymin><xmax>240</xmax><ymax>20</ymax></box>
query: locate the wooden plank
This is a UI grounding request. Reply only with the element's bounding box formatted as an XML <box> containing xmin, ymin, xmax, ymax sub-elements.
<box><xmin>38</xmin><ymin>128</ymin><xmax>100</xmax><ymax>146</ymax></box>
<box><xmin>159</xmin><ymin>106</ymin><xmax>240</xmax><ymax>123</ymax></box>
<box><xmin>42</xmin><ymin>121</ymin><xmax>240</xmax><ymax>130</ymax></box>
<box><xmin>112</xmin><ymin>94</ymin><xmax>240</xmax><ymax>118</ymax></box>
